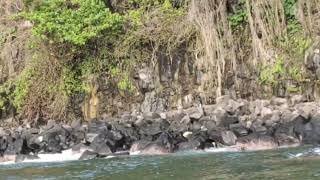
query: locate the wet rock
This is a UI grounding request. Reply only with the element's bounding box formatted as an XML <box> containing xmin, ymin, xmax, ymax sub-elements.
<box><xmin>90</xmin><ymin>133</ymin><xmax>113</xmax><ymax>156</ymax></box>
<box><xmin>130</xmin><ymin>133</ymin><xmax>174</xmax><ymax>155</ymax></box>
<box><xmin>70</xmin><ymin>129</ymin><xmax>85</xmax><ymax>146</ymax></box>
<box><xmin>139</xmin><ymin>143</ymin><xmax>172</xmax><ymax>155</ymax></box>
<box><xmin>113</xmin><ymin>151</ymin><xmax>130</xmax><ymax>156</ymax></box>
<box><xmin>207</xmin><ymin>129</ymin><xmax>223</xmax><ymax>143</ymax></box>
<box><xmin>154</xmin><ymin>132</ymin><xmax>174</xmax><ymax>152</ymax></box>
<box><xmin>112</xmin><ymin>123</ymin><xmax>139</xmax><ymax>149</ymax></box>
<box><xmin>0</xmin><ymin>155</ymin><xmax>16</xmax><ymax>163</ymax></box>
<box><xmin>274</xmin><ymin>133</ymin><xmax>300</xmax><ymax>147</ymax></box>
<box><xmin>177</xmin><ymin>140</ymin><xmax>203</xmax><ymax>151</ymax></box>
<box><xmin>41</xmin><ymin>125</ymin><xmax>70</xmax><ymax>153</ymax></box>
<box><xmin>130</xmin><ymin>140</ymin><xmax>151</xmax><ymax>154</ymax></box>
<box><xmin>4</xmin><ymin>135</ymin><xmax>24</xmax><ymax>155</ymax></box>
<box><xmin>300</xmin><ymin>115</ymin><xmax>320</xmax><ymax>144</ymax></box>
<box><xmin>230</xmin><ymin>124</ymin><xmax>248</xmax><ymax>137</ymax></box>
<box><xmin>26</xmin><ymin>135</ymin><xmax>45</xmax><ymax>153</ymax></box>
<box><xmin>221</xmin><ymin>131</ymin><xmax>237</xmax><ymax>146</ymax></box>
<box><xmin>0</xmin><ymin>136</ymin><xmax>8</xmax><ymax>155</ymax></box>
<box><xmin>15</xmin><ymin>154</ymin><xmax>39</xmax><ymax>163</ymax></box>
<box><xmin>236</xmin><ymin>134</ymin><xmax>278</xmax><ymax>151</ymax></box>
<box><xmin>79</xmin><ymin>150</ymin><xmax>98</xmax><ymax>160</ymax></box>
<box><xmin>178</xmin><ymin>131</ymin><xmax>208</xmax><ymax>151</ymax></box>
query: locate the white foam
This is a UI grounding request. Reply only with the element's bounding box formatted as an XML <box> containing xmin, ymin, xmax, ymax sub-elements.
<box><xmin>205</xmin><ymin>147</ymin><xmax>239</xmax><ymax>153</ymax></box>
<box><xmin>130</xmin><ymin>151</ymin><xmax>141</xmax><ymax>155</ymax></box>
<box><xmin>23</xmin><ymin>149</ymin><xmax>83</xmax><ymax>163</ymax></box>
<box><xmin>0</xmin><ymin>161</ymin><xmax>15</xmax><ymax>165</ymax></box>
<box><xmin>289</xmin><ymin>147</ymin><xmax>320</xmax><ymax>158</ymax></box>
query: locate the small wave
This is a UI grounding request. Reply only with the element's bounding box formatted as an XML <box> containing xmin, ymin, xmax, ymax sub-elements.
<box><xmin>205</xmin><ymin>147</ymin><xmax>239</xmax><ymax>153</ymax></box>
<box><xmin>24</xmin><ymin>149</ymin><xmax>83</xmax><ymax>163</ymax></box>
<box><xmin>288</xmin><ymin>147</ymin><xmax>320</xmax><ymax>158</ymax></box>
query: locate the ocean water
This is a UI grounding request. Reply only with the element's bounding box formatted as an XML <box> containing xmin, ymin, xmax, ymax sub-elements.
<box><xmin>0</xmin><ymin>146</ymin><xmax>319</xmax><ymax>180</ymax></box>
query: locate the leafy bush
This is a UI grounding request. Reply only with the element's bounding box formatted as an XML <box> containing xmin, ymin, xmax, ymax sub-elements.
<box><xmin>228</xmin><ymin>0</ymin><xmax>248</xmax><ymax>30</ymax></box>
<box><xmin>259</xmin><ymin>57</ymin><xmax>285</xmax><ymax>86</ymax></box>
<box><xmin>23</xmin><ymin>0</ymin><xmax>123</xmax><ymax>46</ymax></box>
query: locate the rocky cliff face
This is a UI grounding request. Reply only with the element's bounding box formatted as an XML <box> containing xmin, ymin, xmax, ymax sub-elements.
<box><xmin>89</xmin><ymin>40</ymin><xmax>320</xmax><ymax>119</ymax></box>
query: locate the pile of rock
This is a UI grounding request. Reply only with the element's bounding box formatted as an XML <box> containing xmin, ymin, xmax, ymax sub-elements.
<box><xmin>1</xmin><ymin>95</ymin><xmax>320</xmax><ymax>163</ymax></box>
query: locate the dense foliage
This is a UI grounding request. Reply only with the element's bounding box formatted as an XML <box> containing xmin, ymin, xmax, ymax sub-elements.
<box><xmin>23</xmin><ymin>0</ymin><xmax>123</xmax><ymax>46</ymax></box>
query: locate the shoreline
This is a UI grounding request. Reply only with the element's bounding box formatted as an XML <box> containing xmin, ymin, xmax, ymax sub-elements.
<box><xmin>0</xmin><ymin>145</ymin><xmax>307</xmax><ymax>165</ymax></box>
<box><xmin>1</xmin><ymin>95</ymin><xmax>320</xmax><ymax>163</ymax></box>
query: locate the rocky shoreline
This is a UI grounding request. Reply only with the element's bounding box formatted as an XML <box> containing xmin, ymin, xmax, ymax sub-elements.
<box><xmin>1</xmin><ymin>95</ymin><xmax>320</xmax><ymax>163</ymax></box>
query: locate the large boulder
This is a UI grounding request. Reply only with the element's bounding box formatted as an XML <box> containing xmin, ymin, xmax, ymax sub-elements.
<box><xmin>230</xmin><ymin>123</ymin><xmax>248</xmax><ymax>137</ymax></box>
<box><xmin>41</xmin><ymin>125</ymin><xmax>70</xmax><ymax>153</ymax></box>
<box><xmin>202</xmin><ymin>105</ymin><xmax>239</xmax><ymax>128</ymax></box>
<box><xmin>79</xmin><ymin>150</ymin><xmax>98</xmax><ymax>160</ymax></box>
<box><xmin>129</xmin><ymin>140</ymin><xmax>151</xmax><ymax>154</ymax></box>
<box><xmin>299</xmin><ymin>114</ymin><xmax>320</xmax><ymax>144</ymax></box>
<box><xmin>136</xmin><ymin>118</ymin><xmax>170</xmax><ymax>139</ymax></box>
<box><xmin>221</xmin><ymin>131</ymin><xmax>237</xmax><ymax>146</ymax></box>
<box><xmin>15</xmin><ymin>154</ymin><xmax>39</xmax><ymax>163</ymax></box>
<box><xmin>184</xmin><ymin>107</ymin><xmax>203</xmax><ymax>120</ymax></box>
<box><xmin>129</xmin><ymin>132</ymin><xmax>174</xmax><ymax>155</ymax></box>
<box><xmin>89</xmin><ymin>131</ymin><xmax>114</xmax><ymax>156</ymax></box>
<box><xmin>111</xmin><ymin>122</ymin><xmax>139</xmax><ymax>150</ymax></box>
<box><xmin>177</xmin><ymin>139</ymin><xmax>206</xmax><ymax>151</ymax></box>
<box><xmin>4</xmin><ymin>134</ymin><xmax>24</xmax><ymax>155</ymax></box>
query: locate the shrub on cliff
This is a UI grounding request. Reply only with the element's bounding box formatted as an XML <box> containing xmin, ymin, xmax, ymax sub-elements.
<box><xmin>23</xmin><ymin>0</ymin><xmax>123</xmax><ymax>46</ymax></box>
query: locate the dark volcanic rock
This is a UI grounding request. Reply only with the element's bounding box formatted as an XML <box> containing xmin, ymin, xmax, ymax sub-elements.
<box><xmin>4</xmin><ymin>134</ymin><xmax>24</xmax><ymax>155</ymax></box>
<box><xmin>15</xmin><ymin>154</ymin><xmax>39</xmax><ymax>163</ymax></box>
<box><xmin>90</xmin><ymin>133</ymin><xmax>113</xmax><ymax>156</ymax></box>
<box><xmin>230</xmin><ymin>123</ymin><xmax>248</xmax><ymax>137</ymax></box>
<box><xmin>236</xmin><ymin>134</ymin><xmax>278</xmax><ymax>151</ymax></box>
<box><xmin>3</xmin><ymin>99</ymin><xmax>320</xmax><ymax>159</ymax></box>
<box><xmin>79</xmin><ymin>150</ymin><xmax>98</xmax><ymax>160</ymax></box>
<box><xmin>177</xmin><ymin>140</ymin><xmax>203</xmax><ymax>151</ymax></box>
<box><xmin>130</xmin><ymin>140</ymin><xmax>151</xmax><ymax>153</ymax></box>
<box><xmin>221</xmin><ymin>131</ymin><xmax>237</xmax><ymax>146</ymax></box>
<box><xmin>130</xmin><ymin>132</ymin><xmax>174</xmax><ymax>155</ymax></box>
<box><xmin>41</xmin><ymin>125</ymin><xmax>70</xmax><ymax>153</ymax></box>
<box><xmin>137</xmin><ymin>118</ymin><xmax>170</xmax><ymax>138</ymax></box>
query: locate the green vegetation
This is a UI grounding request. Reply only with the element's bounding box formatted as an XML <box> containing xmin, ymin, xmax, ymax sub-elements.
<box><xmin>23</xmin><ymin>0</ymin><xmax>123</xmax><ymax>46</ymax></box>
<box><xmin>228</xmin><ymin>0</ymin><xmax>248</xmax><ymax>30</ymax></box>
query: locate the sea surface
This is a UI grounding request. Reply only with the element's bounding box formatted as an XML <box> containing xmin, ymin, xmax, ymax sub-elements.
<box><xmin>0</xmin><ymin>146</ymin><xmax>319</xmax><ymax>180</ymax></box>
